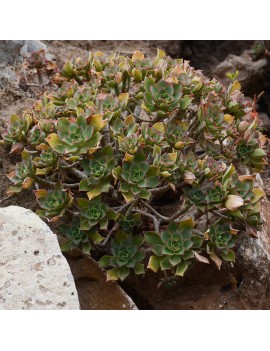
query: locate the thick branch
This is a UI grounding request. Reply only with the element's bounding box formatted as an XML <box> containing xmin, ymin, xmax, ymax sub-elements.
<box><xmin>60</xmin><ymin>160</ymin><xmax>87</xmax><ymax>180</ymax></box>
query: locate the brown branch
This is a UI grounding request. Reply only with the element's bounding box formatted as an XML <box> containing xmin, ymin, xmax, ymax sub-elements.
<box><xmin>169</xmin><ymin>204</ymin><xmax>192</xmax><ymax>221</ymax></box>
<box><xmin>140</xmin><ymin>200</ymin><xmax>169</xmax><ymax>222</ymax></box>
<box><xmin>36</xmin><ymin>177</ymin><xmax>80</xmax><ymax>189</ymax></box>
<box><xmin>98</xmin><ymin>223</ymin><xmax>119</xmax><ymax>247</ymax></box>
<box><xmin>133</xmin><ymin>209</ymin><xmax>160</xmax><ymax>233</ymax></box>
<box><xmin>59</xmin><ymin>160</ymin><xmax>86</xmax><ymax>180</ymax></box>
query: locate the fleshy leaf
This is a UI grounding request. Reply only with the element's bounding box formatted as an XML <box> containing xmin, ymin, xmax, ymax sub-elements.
<box><xmin>225</xmin><ymin>195</ymin><xmax>244</xmax><ymax>211</ymax></box>
<box><xmin>175</xmin><ymin>261</ymin><xmax>189</xmax><ymax>276</ymax></box>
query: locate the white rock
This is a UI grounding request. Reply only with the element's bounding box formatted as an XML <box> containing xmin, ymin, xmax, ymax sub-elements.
<box><xmin>0</xmin><ymin>206</ymin><xmax>80</xmax><ymax>310</ymax></box>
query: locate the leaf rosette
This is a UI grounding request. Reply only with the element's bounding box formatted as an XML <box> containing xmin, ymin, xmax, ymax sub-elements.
<box><xmin>207</xmin><ymin>222</ymin><xmax>237</xmax><ymax>262</ymax></box>
<box><xmin>113</xmin><ymin>150</ymin><xmax>160</xmax><ymax>202</ymax></box>
<box><xmin>32</xmin><ymin>146</ymin><xmax>58</xmax><ymax>175</ymax></box>
<box><xmin>59</xmin><ymin>219</ymin><xmax>104</xmax><ymax>254</ymax></box>
<box><xmin>99</xmin><ymin>232</ymin><xmax>145</xmax><ymax>281</ymax></box>
<box><xmin>7</xmin><ymin>149</ymin><xmax>35</xmax><ymax>193</ymax></box>
<box><xmin>145</xmin><ymin>219</ymin><xmax>203</xmax><ymax>276</ymax></box>
<box><xmin>143</xmin><ymin>78</ymin><xmax>183</xmax><ymax>114</ymax></box>
<box><xmin>77</xmin><ymin>196</ymin><xmax>119</xmax><ymax>231</ymax></box>
<box><xmin>79</xmin><ymin>145</ymin><xmax>116</xmax><ymax>200</ymax></box>
<box><xmin>46</xmin><ymin>116</ymin><xmax>102</xmax><ymax>155</ymax></box>
<box><xmin>2</xmin><ymin>113</ymin><xmax>33</xmax><ymax>144</ymax></box>
<box><xmin>34</xmin><ymin>184</ymin><xmax>73</xmax><ymax>222</ymax></box>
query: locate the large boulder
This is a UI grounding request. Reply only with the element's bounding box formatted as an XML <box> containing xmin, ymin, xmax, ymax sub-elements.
<box><xmin>0</xmin><ymin>40</ymin><xmax>53</xmax><ymax>65</ymax></box>
<box><xmin>213</xmin><ymin>50</ymin><xmax>268</xmax><ymax>96</ymax></box>
<box><xmin>237</xmin><ymin>198</ymin><xmax>270</xmax><ymax>279</ymax></box>
<box><xmin>0</xmin><ymin>206</ymin><xmax>80</xmax><ymax>309</ymax></box>
<box><xmin>0</xmin><ymin>41</ymin><xmax>25</xmax><ymax>65</ymax></box>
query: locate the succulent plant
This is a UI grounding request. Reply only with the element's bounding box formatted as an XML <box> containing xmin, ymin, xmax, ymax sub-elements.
<box><xmin>77</xmin><ymin>196</ymin><xmax>119</xmax><ymax>231</ymax></box>
<box><xmin>27</xmin><ymin>126</ymin><xmax>46</xmax><ymax>147</ymax></box>
<box><xmin>207</xmin><ymin>221</ymin><xmax>238</xmax><ymax>263</ymax></box>
<box><xmin>113</xmin><ymin>150</ymin><xmax>160</xmax><ymax>202</ymax></box>
<box><xmin>2</xmin><ymin>113</ymin><xmax>33</xmax><ymax>144</ymax></box>
<box><xmin>206</xmin><ymin>184</ymin><xmax>225</xmax><ymax>204</ymax></box>
<box><xmin>46</xmin><ymin>116</ymin><xmax>103</xmax><ymax>155</ymax></box>
<box><xmin>32</xmin><ymin>145</ymin><xmax>58</xmax><ymax>175</ymax></box>
<box><xmin>236</xmin><ymin>140</ymin><xmax>267</xmax><ymax>170</ymax></box>
<box><xmin>99</xmin><ymin>232</ymin><xmax>145</xmax><ymax>281</ymax></box>
<box><xmin>6</xmin><ymin>149</ymin><xmax>35</xmax><ymax>193</ymax></box>
<box><xmin>118</xmin><ymin>213</ymin><xmax>142</xmax><ymax>232</ymax></box>
<box><xmin>1</xmin><ymin>49</ymin><xmax>267</xmax><ymax>282</ymax></box>
<box><xmin>143</xmin><ymin>78</ymin><xmax>189</xmax><ymax>115</ymax></box>
<box><xmin>79</xmin><ymin>145</ymin><xmax>116</xmax><ymax>199</ymax></box>
<box><xmin>34</xmin><ymin>184</ymin><xmax>73</xmax><ymax>222</ymax></box>
<box><xmin>145</xmin><ymin>219</ymin><xmax>203</xmax><ymax>276</ymax></box>
<box><xmin>59</xmin><ymin>219</ymin><xmax>103</xmax><ymax>254</ymax></box>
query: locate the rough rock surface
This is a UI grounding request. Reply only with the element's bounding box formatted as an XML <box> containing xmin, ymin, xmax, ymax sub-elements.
<box><xmin>237</xmin><ymin>199</ymin><xmax>270</xmax><ymax>280</ymax></box>
<box><xmin>0</xmin><ymin>40</ymin><xmax>53</xmax><ymax>65</ymax></box>
<box><xmin>0</xmin><ymin>41</ymin><xmax>25</xmax><ymax>65</ymax></box>
<box><xmin>0</xmin><ymin>206</ymin><xmax>80</xmax><ymax>310</ymax></box>
<box><xmin>0</xmin><ymin>65</ymin><xmax>18</xmax><ymax>88</ymax></box>
<box><xmin>213</xmin><ymin>50</ymin><xmax>268</xmax><ymax>95</ymax></box>
<box><xmin>20</xmin><ymin>40</ymin><xmax>54</xmax><ymax>61</ymax></box>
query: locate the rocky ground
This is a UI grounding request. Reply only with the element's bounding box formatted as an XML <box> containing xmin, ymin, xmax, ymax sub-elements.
<box><xmin>1</xmin><ymin>40</ymin><xmax>270</xmax><ymax>309</ymax></box>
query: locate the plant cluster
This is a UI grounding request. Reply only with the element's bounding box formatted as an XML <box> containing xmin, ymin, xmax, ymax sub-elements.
<box><xmin>1</xmin><ymin>49</ymin><xmax>268</xmax><ymax>282</ymax></box>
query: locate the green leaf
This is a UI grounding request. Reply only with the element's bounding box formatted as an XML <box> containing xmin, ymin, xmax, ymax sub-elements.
<box><xmin>77</xmin><ymin>198</ymin><xmax>89</xmax><ymax>209</ymax></box>
<box><xmin>99</xmin><ymin>255</ymin><xmax>112</xmax><ymax>267</ymax></box>
<box><xmin>87</xmin><ymin>187</ymin><xmax>103</xmax><ymax>200</ymax></box>
<box><xmin>46</xmin><ymin>133</ymin><xmax>62</xmax><ymax>150</ymax></box>
<box><xmin>134</xmin><ymin>263</ymin><xmax>145</xmax><ymax>275</ymax></box>
<box><xmin>206</xmin><ymin>242</ymin><xmax>215</xmax><ymax>254</ymax></box>
<box><xmin>107</xmin><ymin>209</ymin><xmax>120</xmax><ymax>221</ymax></box>
<box><xmin>160</xmin><ymin>256</ymin><xmax>173</xmax><ymax>270</ymax></box>
<box><xmin>138</xmin><ymin>188</ymin><xmax>151</xmax><ymax>200</ymax></box>
<box><xmin>60</xmin><ymin>239</ymin><xmax>73</xmax><ymax>252</ymax></box>
<box><xmin>169</xmin><ymin>254</ymin><xmax>182</xmax><ymax>266</ymax></box>
<box><xmin>122</xmin><ymin>191</ymin><xmax>135</xmax><ymax>203</ymax></box>
<box><xmin>82</xmin><ymin>242</ymin><xmax>91</xmax><ymax>254</ymax></box>
<box><xmin>175</xmin><ymin>261</ymin><xmax>189</xmax><ymax>276</ymax></box>
<box><xmin>144</xmin><ymin>231</ymin><xmax>163</xmax><ymax>245</ymax></box>
<box><xmin>180</xmin><ymin>96</ymin><xmax>192</xmax><ymax>110</ymax></box>
<box><xmin>100</xmin><ymin>217</ymin><xmax>108</xmax><ymax>230</ymax></box>
<box><xmin>222</xmin><ymin>164</ymin><xmax>235</xmax><ymax>189</ymax></box>
<box><xmin>220</xmin><ymin>249</ymin><xmax>235</xmax><ymax>262</ymax></box>
<box><xmin>107</xmin><ymin>268</ymin><xmax>120</xmax><ymax>281</ymax></box>
<box><xmin>118</xmin><ymin>267</ymin><xmax>130</xmax><ymax>281</ymax></box>
<box><xmin>80</xmin><ymin>219</ymin><xmax>91</xmax><ymax>230</ymax></box>
<box><xmin>179</xmin><ymin>217</ymin><xmax>195</xmax><ymax>230</ymax></box>
<box><xmin>146</xmin><ymin>176</ymin><xmax>159</xmax><ymax>188</ymax></box>
<box><xmin>147</xmin><ymin>255</ymin><xmax>163</xmax><ymax>272</ymax></box>
<box><xmin>182</xmin><ymin>250</ymin><xmax>194</xmax><ymax>260</ymax></box>
<box><xmin>157</xmin><ymin>48</ymin><xmax>166</xmax><ymax>59</ymax></box>
<box><xmin>146</xmin><ymin>165</ymin><xmax>160</xmax><ymax>177</ymax></box>
<box><xmin>89</xmin><ymin>231</ymin><xmax>104</xmax><ymax>243</ymax></box>
<box><xmin>251</xmin><ymin>188</ymin><xmax>265</xmax><ymax>203</ymax></box>
<box><xmin>119</xmin><ymin>182</ymin><xmax>131</xmax><ymax>192</ymax></box>
<box><xmin>192</xmin><ymin>235</ymin><xmax>204</xmax><ymax>248</ymax></box>
<box><xmin>132</xmin><ymin>235</ymin><xmax>144</xmax><ymax>247</ymax></box>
